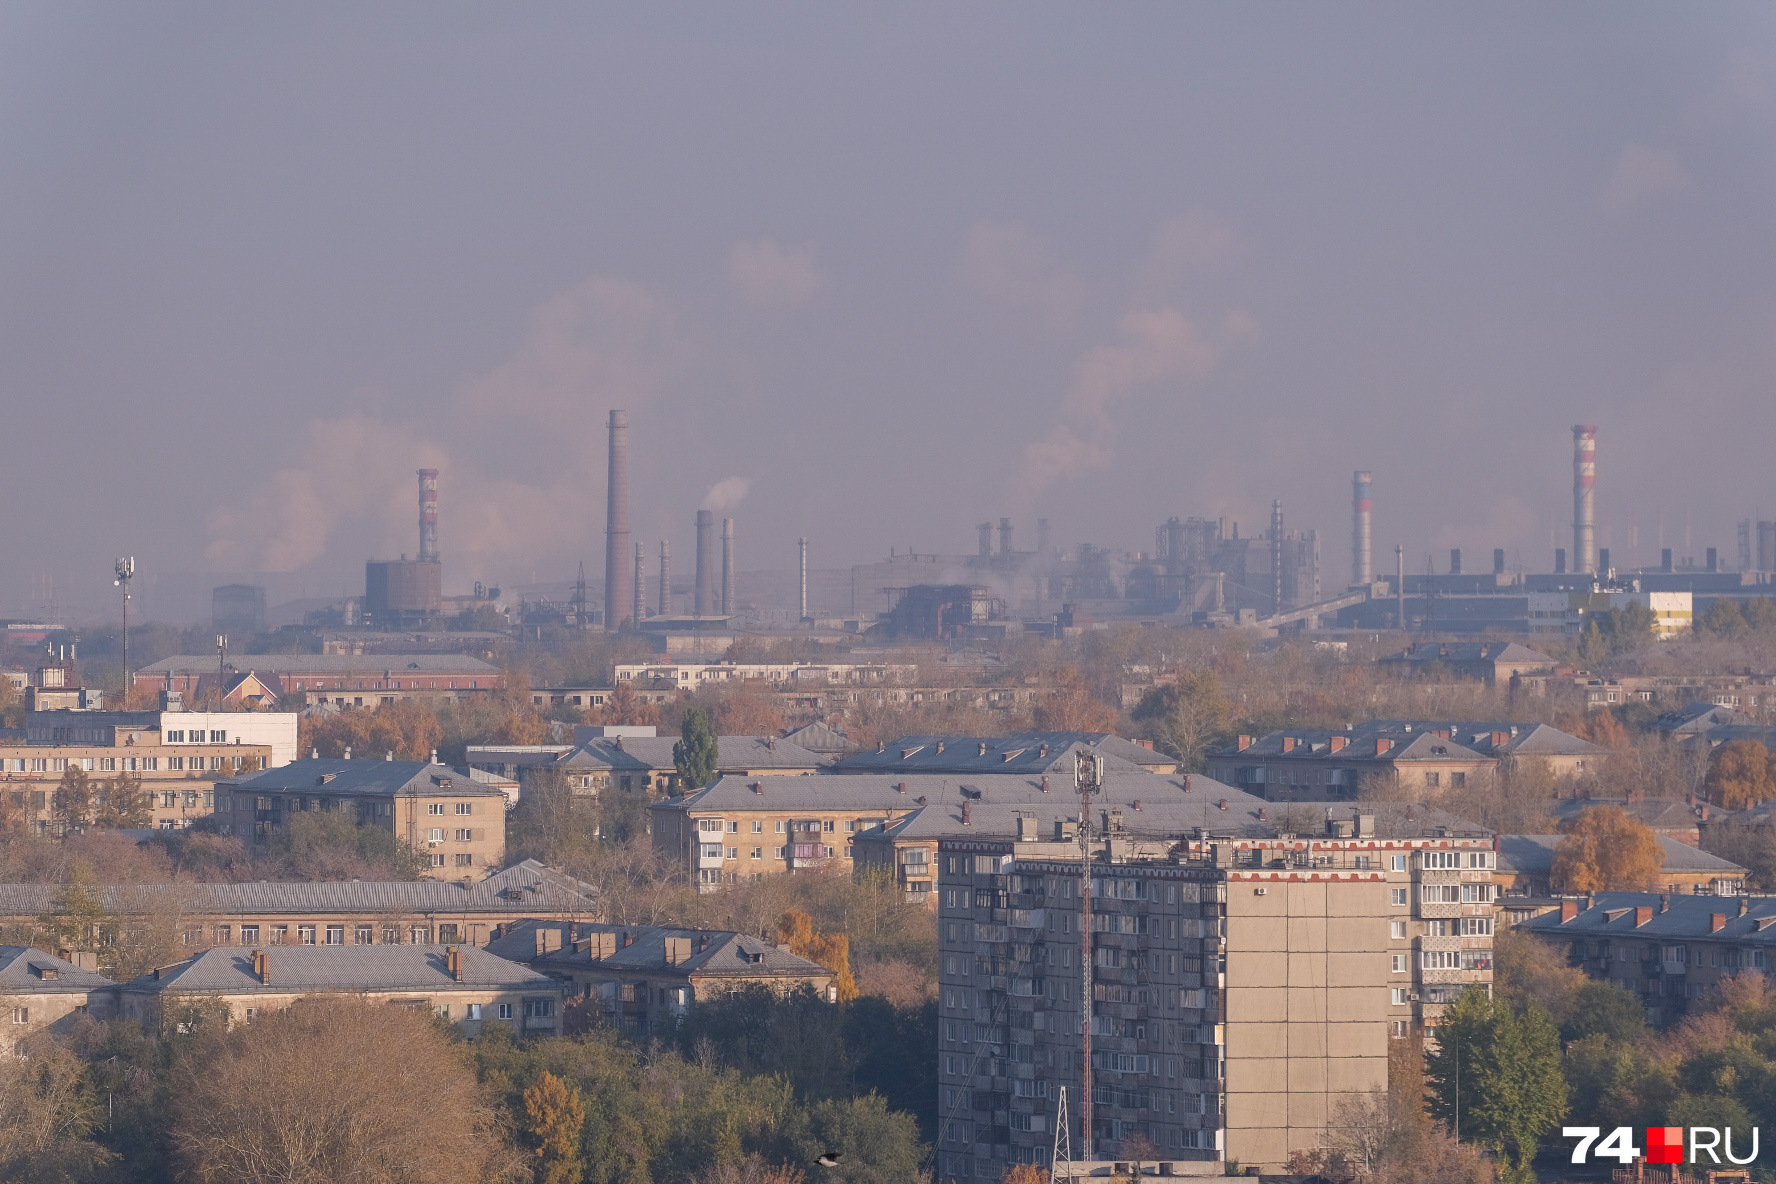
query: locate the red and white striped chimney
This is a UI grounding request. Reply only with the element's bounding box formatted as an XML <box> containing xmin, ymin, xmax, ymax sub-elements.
<box><xmin>1572</xmin><ymin>425</ymin><xmax>1596</xmax><ymax>575</ymax></box>
<box><xmin>417</xmin><ymin>469</ymin><xmax>439</xmax><ymax>562</ymax></box>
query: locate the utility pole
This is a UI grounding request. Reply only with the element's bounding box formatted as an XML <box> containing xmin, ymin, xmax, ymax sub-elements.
<box><xmin>114</xmin><ymin>558</ymin><xmax>135</xmax><ymax>698</ymax></box>
<box><xmin>217</xmin><ymin>634</ymin><xmax>227</xmax><ymax>696</ymax></box>
<box><xmin>1075</xmin><ymin>748</ymin><xmax>1103</xmax><ymax>1160</ymax></box>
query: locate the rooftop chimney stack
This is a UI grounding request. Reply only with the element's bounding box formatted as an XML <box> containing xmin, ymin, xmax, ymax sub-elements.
<box><xmin>417</xmin><ymin>469</ymin><xmax>439</xmax><ymax>562</ymax></box>
<box><xmin>798</xmin><ymin>537</ymin><xmax>809</xmax><ymax>620</ymax></box>
<box><xmin>977</xmin><ymin>522</ymin><xmax>992</xmax><ymax>557</ymax></box>
<box><xmin>1662</xmin><ymin>547</ymin><xmax>1673</xmax><ymax>573</ymax></box>
<box><xmin>604</xmin><ymin>411</ymin><xmax>631</xmax><ymax>632</ymax></box>
<box><xmin>694</xmin><ymin>510</ymin><xmax>715</xmax><ymax>616</ymax></box>
<box><xmin>659</xmin><ymin>541</ymin><xmax>671</xmax><ymax>616</ymax></box>
<box><xmin>998</xmin><ymin>517</ymin><xmax>1013</xmax><ymax>555</ymax></box>
<box><xmin>1352</xmin><ymin>471</ymin><xmax>1373</xmax><ymax>586</ymax></box>
<box><xmin>1573</xmin><ymin>424</ymin><xmax>1597</xmax><ymax>575</ymax></box>
<box><xmin>721</xmin><ymin>518</ymin><xmax>736</xmax><ymax>615</ymax></box>
<box><xmin>1555</xmin><ymin>547</ymin><xmax>1567</xmax><ymax>574</ymax></box>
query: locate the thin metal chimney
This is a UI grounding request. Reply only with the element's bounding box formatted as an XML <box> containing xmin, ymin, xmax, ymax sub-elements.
<box><xmin>1351</xmin><ymin>470</ymin><xmax>1372</xmax><ymax>587</ymax></box>
<box><xmin>798</xmin><ymin>537</ymin><xmax>809</xmax><ymax>620</ymax></box>
<box><xmin>632</xmin><ymin>540</ymin><xmax>644</xmax><ymax>625</ymax></box>
<box><xmin>1395</xmin><ymin>543</ymin><xmax>1405</xmax><ymax>629</ymax></box>
<box><xmin>694</xmin><ymin>510</ymin><xmax>714</xmax><ymax>616</ymax></box>
<box><xmin>1573</xmin><ymin>424</ymin><xmax>1597</xmax><ymax>575</ymax></box>
<box><xmin>721</xmin><ymin>517</ymin><xmax>736</xmax><ymax>615</ymax></box>
<box><xmin>604</xmin><ymin>410</ymin><xmax>630</xmax><ymax>631</ymax></box>
<box><xmin>417</xmin><ymin>469</ymin><xmax>439</xmax><ymax>562</ymax></box>
<box><xmin>658</xmin><ymin>541</ymin><xmax>671</xmax><ymax>616</ymax></box>
<box><xmin>998</xmin><ymin>517</ymin><xmax>1013</xmax><ymax>555</ymax></box>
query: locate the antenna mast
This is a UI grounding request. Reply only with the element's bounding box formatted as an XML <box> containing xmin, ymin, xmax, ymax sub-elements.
<box><xmin>1051</xmin><ymin>1085</ymin><xmax>1074</xmax><ymax>1183</ymax></box>
<box><xmin>1075</xmin><ymin>747</ymin><xmax>1103</xmax><ymax>1161</ymax></box>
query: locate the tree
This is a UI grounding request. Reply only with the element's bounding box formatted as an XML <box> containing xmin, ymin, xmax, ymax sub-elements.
<box><xmin>1700</xmin><ymin>816</ymin><xmax>1776</xmax><ymax>890</ymax></box>
<box><xmin>265</xmin><ymin>810</ymin><xmax>427</xmax><ymax>880</ymax></box>
<box><xmin>675</xmin><ymin>708</ymin><xmax>720</xmax><ymax>792</ymax></box>
<box><xmin>1131</xmin><ymin>669</ymin><xmax>1231</xmax><ymax>773</ymax></box>
<box><xmin>92</xmin><ymin>772</ymin><xmax>151</xmax><ymax>828</ymax></box>
<box><xmin>171</xmin><ymin>996</ymin><xmax>515</xmax><ymax>1184</ymax></box>
<box><xmin>0</xmin><ymin>1032</ymin><xmax>113</xmax><ymax>1178</ymax></box>
<box><xmin>777</xmin><ymin>909</ymin><xmax>858</xmax><ymax>1001</ymax></box>
<box><xmin>1551</xmin><ymin>806</ymin><xmax>1662</xmax><ymax>892</ymax></box>
<box><xmin>788</xmin><ymin>1094</ymin><xmax>924</xmax><ymax>1184</ymax></box>
<box><xmin>39</xmin><ymin>859</ymin><xmax>110</xmax><ymax>959</ymax></box>
<box><xmin>52</xmin><ymin>766</ymin><xmax>97</xmax><ymax>833</ymax></box>
<box><xmin>1426</xmin><ymin>986</ymin><xmax>1566</xmax><ymax>1184</ymax></box>
<box><xmin>525</xmin><ymin>1070</ymin><xmax>586</xmax><ymax>1184</ymax></box>
<box><xmin>1704</xmin><ymin>739</ymin><xmax>1776</xmax><ymax>809</ymax></box>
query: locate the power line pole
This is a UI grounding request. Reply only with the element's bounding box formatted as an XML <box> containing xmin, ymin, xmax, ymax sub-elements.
<box><xmin>1075</xmin><ymin>748</ymin><xmax>1103</xmax><ymax>1161</ymax></box>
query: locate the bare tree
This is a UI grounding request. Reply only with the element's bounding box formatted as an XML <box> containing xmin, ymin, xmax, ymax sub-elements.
<box><xmin>171</xmin><ymin>996</ymin><xmax>519</xmax><ymax>1184</ymax></box>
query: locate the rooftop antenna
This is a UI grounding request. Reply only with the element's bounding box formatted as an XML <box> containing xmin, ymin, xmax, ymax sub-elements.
<box><xmin>1075</xmin><ymin>746</ymin><xmax>1104</xmax><ymax>1160</ymax></box>
<box><xmin>113</xmin><ymin>557</ymin><xmax>135</xmax><ymax>694</ymax></box>
<box><xmin>1052</xmin><ymin>1085</ymin><xmax>1074</xmax><ymax>1183</ymax></box>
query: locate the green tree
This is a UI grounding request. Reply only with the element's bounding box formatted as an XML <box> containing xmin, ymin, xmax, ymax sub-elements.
<box><xmin>52</xmin><ymin>766</ymin><xmax>97</xmax><ymax>833</ymax></box>
<box><xmin>674</xmin><ymin>708</ymin><xmax>719</xmax><ymax>792</ymax></box>
<box><xmin>93</xmin><ymin>772</ymin><xmax>152</xmax><ymax>828</ymax></box>
<box><xmin>1426</xmin><ymin>986</ymin><xmax>1567</xmax><ymax>1184</ymax></box>
<box><xmin>789</xmin><ymin>1094</ymin><xmax>924</xmax><ymax>1184</ymax></box>
<box><xmin>266</xmin><ymin>811</ymin><xmax>427</xmax><ymax>880</ymax></box>
<box><xmin>525</xmin><ymin>1071</ymin><xmax>586</xmax><ymax>1184</ymax></box>
<box><xmin>1131</xmin><ymin>669</ymin><xmax>1231</xmax><ymax>773</ymax></box>
<box><xmin>38</xmin><ymin>858</ymin><xmax>110</xmax><ymax>958</ymax></box>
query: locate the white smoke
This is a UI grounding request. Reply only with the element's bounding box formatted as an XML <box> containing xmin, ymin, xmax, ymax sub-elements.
<box><xmin>701</xmin><ymin>476</ymin><xmax>752</xmax><ymax>512</ymax></box>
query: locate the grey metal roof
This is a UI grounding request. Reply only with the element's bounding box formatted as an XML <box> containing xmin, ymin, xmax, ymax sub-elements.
<box><xmin>1521</xmin><ymin>892</ymin><xmax>1776</xmax><ymax>944</ymax></box>
<box><xmin>1497</xmin><ymin>834</ymin><xmax>1746</xmax><ymax>877</ymax></box>
<box><xmin>1546</xmin><ymin>798</ymin><xmax>1702</xmax><ymax>832</ymax></box>
<box><xmin>1210</xmin><ymin>720</ymin><xmax>1604</xmax><ymax>762</ymax></box>
<box><xmin>222</xmin><ymin>759</ymin><xmax>504</xmax><ymax>798</ymax></box>
<box><xmin>0</xmin><ymin>945</ymin><xmax>117</xmax><ymax>992</ymax></box>
<box><xmin>659</xmin><ymin>771</ymin><xmax>1230</xmax><ymax>816</ymax></box>
<box><xmin>0</xmin><ymin>860</ymin><xmax>598</xmax><ymax>919</ymax></box>
<box><xmin>137</xmin><ymin>654</ymin><xmax>500</xmax><ymax>674</ymax></box>
<box><xmin>115</xmin><ymin>944</ymin><xmax>558</xmax><ymax>995</ymax></box>
<box><xmin>485</xmin><ymin>920</ymin><xmax>832</xmax><ymax>980</ymax></box>
<box><xmin>781</xmin><ymin>722</ymin><xmax>852</xmax><ymax>755</ymax></box>
<box><xmin>555</xmin><ymin>735</ymin><xmax>826</xmax><ymax>774</ymax></box>
<box><xmin>866</xmin><ymin>799</ymin><xmax>1490</xmax><ymax>844</ymax></box>
<box><xmin>1380</xmin><ymin>642</ymin><xmax>1555</xmax><ymax>667</ymax></box>
<box><xmin>826</xmin><ymin>734</ymin><xmax>1156</xmax><ymax>776</ymax></box>
<box><xmin>1656</xmin><ymin>702</ymin><xmax>1759</xmax><ymax>735</ymax></box>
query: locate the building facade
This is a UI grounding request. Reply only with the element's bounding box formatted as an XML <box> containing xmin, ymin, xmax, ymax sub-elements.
<box><xmin>215</xmin><ymin>759</ymin><xmax>508</xmax><ymax>880</ymax></box>
<box><xmin>0</xmin><ymin>946</ymin><xmax>115</xmax><ymax>1052</ymax></box>
<box><xmin>934</xmin><ymin>806</ymin><xmax>1495</xmax><ymax>1176</ymax></box>
<box><xmin>134</xmin><ymin>654</ymin><xmax>505</xmax><ymax>708</ymax></box>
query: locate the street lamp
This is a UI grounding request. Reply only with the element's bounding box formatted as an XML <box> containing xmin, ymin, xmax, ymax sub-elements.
<box><xmin>113</xmin><ymin>557</ymin><xmax>135</xmax><ymax>697</ymax></box>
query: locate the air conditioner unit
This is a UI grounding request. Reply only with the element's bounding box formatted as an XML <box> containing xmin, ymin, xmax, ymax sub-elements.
<box><xmin>1253</xmin><ymin>887</ymin><xmax>1268</xmax><ymax>896</ymax></box>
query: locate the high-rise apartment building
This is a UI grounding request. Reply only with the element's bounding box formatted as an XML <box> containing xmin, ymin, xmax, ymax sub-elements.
<box><xmin>934</xmin><ymin>803</ymin><xmax>1495</xmax><ymax>1178</ymax></box>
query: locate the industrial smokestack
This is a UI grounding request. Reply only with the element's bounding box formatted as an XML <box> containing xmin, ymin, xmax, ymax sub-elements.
<box><xmin>604</xmin><ymin>411</ymin><xmax>630</xmax><ymax>632</ymax></box>
<box><xmin>1707</xmin><ymin>547</ymin><xmax>1718</xmax><ymax>573</ymax></box>
<box><xmin>798</xmin><ymin>538</ymin><xmax>809</xmax><ymax>620</ymax></box>
<box><xmin>1351</xmin><ymin>471</ymin><xmax>1372</xmax><ymax>587</ymax></box>
<box><xmin>977</xmin><ymin>523</ymin><xmax>992</xmax><ymax>558</ymax></box>
<box><xmin>694</xmin><ymin>510</ymin><xmax>714</xmax><ymax>616</ymax></box>
<box><xmin>1036</xmin><ymin>518</ymin><xmax>1051</xmax><ymax>554</ymax></box>
<box><xmin>1661</xmin><ymin>547</ymin><xmax>1673</xmax><ymax>573</ymax></box>
<box><xmin>1493</xmin><ymin>548</ymin><xmax>1506</xmax><ymax>575</ymax></box>
<box><xmin>633</xmin><ymin>541</ymin><xmax>644</xmax><ymax>626</ymax></box>
<box><xmin>999</xmin><ymin>517</ymin><xmax>1013</xmax><ymax>555</ymax></box>
<box><xmin>1395</xmin><ymin>544</ymin><xmax>1405</xmax><ymax>629</ymax></box>
<box><xmin>1573</xmin><ymin>424</ymin><xmax>1597</xmax><ymax>575</ymax></box>
<box><xmin>1599</xmin><ymin>547</ymin><xmax>1611</xmax><ymax>575</ymax></box>
<box><xmin>1449</xmin><ymin>549</ymin><xmax>1462</xmax><ymax>575</ymax></box>
<box><xmin>658</xmin><ymin>541</ymin><xmax>671</xmax><ymax>616</ymax></box>
<box><xmin>1270</xmin><ymin>500</ymin><xmax>1284</xmax><ymax>611</ymax></box>
<box><xmin>417</xmin><ymin>469</ymin><xmax>439</xmax><ymax>562</ymax></box>
<box><xmin>721</xmin><ymin>518</ymin><xmax>735</xmax><ymax>615</ymax></box>
<box><xmin>1555</xmin><ymin>547</ymin><xmax>1567</xmax><ymax>574</ymax></box>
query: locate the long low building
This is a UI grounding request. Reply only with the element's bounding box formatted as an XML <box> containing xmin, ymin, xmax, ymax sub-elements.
<box><xmin>1520</xmin><ymin>892</ymin><xmax>1776</xmax><ymax>1025</ymax></box>
<box><xmin>112</xmin><ymin>943</ymin><xmax>565</xmax><ymax>1034</ymax></box>
<box><xmin>468</xmin><ymin>734</ymin><xmax>826</xmax><ymax>796</ymax></box>
<box><xmin>133</xmin><ymin>653</ymin><xmax>506</xmax><ymax>708</ymax></box>
<box><xmin>0</xmin><ymin>945</ymin><xmax>114</xmax><ymax>1052</ymax></box>
<box><xmin>652</xmin><ymin>771</ymin><xmax>1261</xmax><ymax>892</ymax></box>
<box><xmin>486</xmin><ymin>918</ymin><xmax>836</xmax><ymax>1031</ymax></box>
<box><xmin>1495</xmin><ymin>834</ymin><xmax>1747</xmax><ymax>898</ymax></box>
<box><xmin>0</xmin><ymin>860</ymin><xmax>600</xmax><ymax>951</ymax></box>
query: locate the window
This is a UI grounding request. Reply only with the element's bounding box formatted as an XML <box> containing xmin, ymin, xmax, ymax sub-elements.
<box><xmin>468</xmin><ymin>1003</ymin><xmax>483</xmax><ymax>1020</ymax></box>
<box><xmin>1392</xmin><ymin>955</ymin><xmax>1409</xmax><ymax>973</ymax></box>
<box><xmin>498</xmin><ymin>1003</ymin><xmax>514</xmax><ymax>1020</ymax></box>
<box><xmin>439</xmin><ymin>924</ymin><xmax>460</xmax><ymax>942</ymax></box>
<box><xmin>455</xmin><ymin>854</ymin><xmax>474</xmax><ymax>867</ymax></box>
<box><xmin>382</xmin><ymin>926</ymin><xmax>400</xmax><ymax>944</ymax></box>
<box><xmin>1390</xmin><ymin>889</ymin><xmax>1408</xmax><ymax>906</ymax></box>
<box><xmin>751</xmin><ymin>820</ymin><xmax>762</xmax><ymax>833</ymax></box>
<box><xmin>751</xmin><ymin>848</ymin><xmax>762</xmax><ymax>859</ymax></box>
<box><xmin>1390</xmin><ymin>921</ymin><xmax>1408</xmax><ymax>939</ymax></box>
<box><xmin>1422</xmin><ymin>950</ymin><xmax>1461</xmax><ymax>970</ymax></box>
<box><xmin>240</xmin><ymin>925</ymin><xmax>259</xmax><ymax>944</ymax></box>
<box><xmin>298</xmin><ymin>925</ymin><xmax>317</xmax><ymax>945</ymax></box>
<box><xmin>1424</xmin><ymin>772</ymin><xmax>1440</xmax><ymax>788</ymax></box>
<box><xmin>1461</xmin><ymin>883</ymin><xmax>1495</xmax><ymax>903</ymax></box>
<box><xmin>10</xmin><ymin>1007</ymin><xmax>28</xmax><ymax>1024</ymax></box>
<box><xmin>725</xmin><ymin>846</ymin><xmax>738</xmax><ymax>859</ymax></box>
<box><xmin>456</xmin><ymin>802</ymin><xmax>473</xmax><ymax>815</ymax></box>
<box><xmin>1422</xmin><ymin>885</ymin><xmax>1461</xmax><ymax>903</ymax></box>
<box><xmin>428</xmin><ymin>828</ymin><xmax>446</xmax><ymax>842</ymax></box>
<box><xmin>436</xmin><ymin>1005</ymin><xmax>451</xmax><ymax>1019</ymax></box>
<box><xmin>324</xmin><ymin>926</ymin><xmax>344</xmax><ymax>945</ymax></box>
<box><xmin>1391</xmin><ymin>855</ymin><xmax>1407</xmax><ymax>872</ymax></box>
<box><xmin>244</xmin><ymin>1007</ymin><xmax>259</xmax><ymax>1022</ymax></box>
<box><xmin>1459</xmin><ymin>917</ymin><xmax>1493</xmax><ymax>936</ymax></box>
<box><xmin>270</xmin><ymin>925</ymin><xmax>288</xmax><ymax>944</ymax></box>
<box><xmin>456</xmin><ymin>828</ymin><xmax>474</xmax><ymax>842</ymax></box>
<box><xmin>429</xmin><ymin>803</ymin><xmax>446</xmax><ymax>815</ymax></box>
<box><xmin>356</xmin><ymin>925</ymin><xmax>374</xmax><ymax>944</ymax></box>
<box><xmin>525</xmin><ymin>999</ymin><xmax>554</xmax><ymax>1018</ymax></box>
<box><xmin>1451</xmin><ymin>772</ymin><xmax>1466</xmax><ymax>788</ymax></box>
<box><xmin>430</xmin><ymin>854</ymin><xmax>446</xmax><ymax>867</ymax></box>
<box><xmin>412</xmin><ymin>927</ymin><xmax>432</xmax><ymax>944</ymax></box>
<box><xmin>1422</xmin><ymin>851</ymin><xmax>1461</xmax><ymax>869</ymax></box>
<box><xmin>775</xmin><ymin>821</ymin><xmax>785</xmax><ymax>832</ymax></box>
<box><xmin>1391</xmin><ymin>988</ymin><xmax>1409</xmax><ymax>1005</ymax></box>
<box><xmin>727</xmin><ymin>820</ymin><xmax>739</xmax><ymax>833</ymax></box>
<box><xmin>1466</xmin><ymin>851</ymin><xmax>1492</xmax><ymax>868</ymax></box>
<box><xmin>776</xmin><ymin>846</ymin><xmax>787</xmax><ymax>858</ymax></box>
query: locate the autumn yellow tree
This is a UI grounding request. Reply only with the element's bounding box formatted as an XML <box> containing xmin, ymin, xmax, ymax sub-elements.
<box><xmin>1551</xmin><ymin>806</ymin><xmax>1661</xmax><ymax>892</ymax></box>
<box><xmin>524</xmin><ymin>1071</ymin><xmax>586</xmax><ymax>1184</ymax></box>
<box><xmin>776</xmin><ymin>909</ymin><xmax>858</xmax><ymax>1001</ymax></box>
<box><xmin>1705</xmin><ymin>740</ymin><xmax>1776</xmax><ymax>809</ymax></box>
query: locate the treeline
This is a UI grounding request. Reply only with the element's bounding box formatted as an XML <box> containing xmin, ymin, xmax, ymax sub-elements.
<box><xmin>1</xmin><ymin>987</ymin><xmax>933</xmax><ymax>1184</ymax></box>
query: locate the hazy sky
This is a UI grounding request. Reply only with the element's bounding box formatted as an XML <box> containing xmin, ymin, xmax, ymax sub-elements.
<box><xmin>4</xmin><ymin>4</ymin><xmax>1775</xmax><ymax>620</ymax></box>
